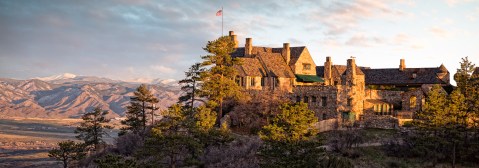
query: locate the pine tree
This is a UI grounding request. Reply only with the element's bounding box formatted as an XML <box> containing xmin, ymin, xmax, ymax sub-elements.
<box><xmin>200</xmin><ymin>36</ymin><xmax>241</xmax><ymax>125</ymax></box>
<box><xmin>179</xmin><ymin>63</ymin><xmax>205</xmax><ymax>113</ymax></box>
<box><xmin>120</xmin><ymin>84</ymin><xmax>159</xmax><ymax>136</ymax></box>
<box><xmin>454</xmin><ymin>57</ymin><xmax>475</xmax><ymax>95</ymax></box>
<box><xmin>143</xmin><ymin>104</ymin><xmax>202</xmax><ymax>167</ymax></box>
<box><xmin>453</xmin><ymin>57</ymin><xmax>478</xmax><ymax>128</ymax></box>
<box><xmin>75</xmin><ymin>107</ymin><xmax>113</xmax><ymax>151</ymax></box>
<box><xmin>193</xmin><ymin>105</ymin><xmax>216</xmax><ymax>132</ymax></box>
<box><xmin>446</xmin><ymin>89</ymin><xmax>467</xmax><ymax>167</ymax></box>
<box><xmin>48</xmin><ymin>140</ymin><xmax>86</xmax><ymax>168</ymax></box>
<box><xmin>258</xmin><ymin>102</ymin><xmax>325</xmax><ymax>167</ymax></box>
<box><xmin>415</xmin><ymin>84</ymin><xmax>448</xmax><ymax>130</ymax></box>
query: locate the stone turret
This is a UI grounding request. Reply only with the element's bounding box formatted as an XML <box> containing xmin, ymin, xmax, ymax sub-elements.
<box><xmin>229</xmin><ymin>31</ymin><xmax>238</xmax><ymax>48</ymax></box>
<box><xmin>399</xmin><ymin>59</ymin><xmax>406</xmax><ymax>71</ymax></box>
<box><xmin>282</xmin><ymin>43</ymin><xmax>290</xmax><ymax>65</ymax></box>
<box><xmin>245</xmin><ymin>38</ymin><xmax>252</xmax><ymax>57</ymax></box>
<box><xmin>324</xmin><ymin>57</ymin><xmax>332</xmax><ymax>85</ymax></box>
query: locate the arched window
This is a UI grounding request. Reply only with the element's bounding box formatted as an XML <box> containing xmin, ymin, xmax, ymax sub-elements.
<box><xmin>322</xmin><ymin>113</ymin><xmax>327</xmax><ymax>120</ymax></box>
<box><xmin>410</xmin><ymin>96</ymin><xmax>417</xmax><ymax>109</ymax></box>
<box><xmin>311</xmin><ymin>96</ymin><xmax>317</xmax><ymax>103</ymax></box>
<box><xmin>304</xmin><ymin>96</ymin><xmax>309</xmax><ymax>103</ymax></box>
<box><xmin>296</xmin><ymin>96</ymin><xmax>301</xmax><ymax>103</ymax></box>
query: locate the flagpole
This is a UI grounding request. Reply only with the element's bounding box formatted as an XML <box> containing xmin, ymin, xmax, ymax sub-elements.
<box><xmin>221</xmin><ymin>6</ymin><xmax>223</xmax><ymax>36</ymax></box>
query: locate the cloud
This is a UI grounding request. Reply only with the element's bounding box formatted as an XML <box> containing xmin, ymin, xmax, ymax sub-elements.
<box><xmin>445</xmin><ymin>0</ymin><xmax>474</xmax><ymax>6</ymax></box>
<box><xmin>345</xmin><ymin>34</ymin><xmax>386</xmax><ymax>47</ymax></box>
<box><xmin>150</xmin><ymin>65</ymin><xmax>175</xmax><ymax>74</ymax></box>
<box><xmin>308</xmin><ymin>0</ymin><xmax>407</xmax><ymax>36</ymax></box>
<box><xmin>429</xmin><ymin>26</ymin><xmax>450</xmax><ymax>38</ymax></box>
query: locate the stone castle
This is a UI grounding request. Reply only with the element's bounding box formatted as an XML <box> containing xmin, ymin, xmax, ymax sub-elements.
<box><xmin>227</xmin><ymin>31</ymin><xmax>452</xmax><ymax>128</ymax></box>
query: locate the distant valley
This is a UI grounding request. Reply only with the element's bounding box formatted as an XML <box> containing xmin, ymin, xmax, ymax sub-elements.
<box><xmin>0</xmin><ymin>73</ymin><xmax>181</xmax><ymax>119</ymax></box>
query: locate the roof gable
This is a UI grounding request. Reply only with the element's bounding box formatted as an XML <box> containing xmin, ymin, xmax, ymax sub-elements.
<box><xmin>257</xmin><ymin>52</ymin><xmax>295</xmax><ymax>78</ymax></box>
<box><xmin>235</xmin><ymin>58</ymin><xmax>266</xmax><ymax>77</ymax></box>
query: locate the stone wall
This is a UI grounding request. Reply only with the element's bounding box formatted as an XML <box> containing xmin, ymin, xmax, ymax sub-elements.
<box><xmin>365</xmin><ymin>89</ymin><xmax>403</xmax><ymax>106</ymax></box>
<box><xmin>360</xmin><ymin>114</ymin><xmax>399</xmax><ymax>129</ymax></box>
<box><xmin>244</xmin><ymin>76</ymin><xmax>293</xmax><ymax>92</ymax></box>
<box><xmin>292</xmin><ymin>85</ymin><xmax>338</xmax><ymax>120</ymax></box>
<box><xmin>314</xmin><ymin>118</ymin><xmax>339</xmax><ymax>132</ymax></box>
<box><xmin>402</xmin><ymin>89</ymin><xmax>424</xmax><ymax>112</ymax></box>
<box><xmin>337</xmin><ymin>59</ymin><xmax>365</xmax><ymax>120</ymax></box>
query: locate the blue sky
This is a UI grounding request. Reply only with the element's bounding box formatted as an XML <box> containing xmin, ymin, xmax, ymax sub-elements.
<box><xmin>1</xmin><ymin>0</ymin><xmax>478</xmax><ymax>84</ymax></box>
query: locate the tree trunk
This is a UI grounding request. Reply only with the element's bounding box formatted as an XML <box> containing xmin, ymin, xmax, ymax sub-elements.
<box><xmin>217</xmin><ymin>98</ymin><xmax>223</xmax><ymax>126</ymax></box>
<box><xmin>191</xmin><ymin>81</ymin><xmax>195</xmax><ymax>113</ymax></box>
<box><xmin>63</xmin><ymin>159</ymin><xmax>68</xmax><ymax>168</ymax></box>
<box><xmin>452</xmin><ymin>142</ymin><xmax>456</xmax><ymax>168</ymax></box>
<box><xmin>142</xmin><ymin>101</ymin><xmax>146</xmax><ymax>132</ymax></box>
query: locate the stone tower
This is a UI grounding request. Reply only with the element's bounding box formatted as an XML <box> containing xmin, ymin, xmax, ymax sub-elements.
<box><xmin>340</xmin><ymin>58</ymin><xmax>365</xmax><ymax>120</ymax></box>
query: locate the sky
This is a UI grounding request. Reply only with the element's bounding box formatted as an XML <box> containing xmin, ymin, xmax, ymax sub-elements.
<box><xmin>1</xmin><ymin>0</ymin><xmax>478</xmax><ymax>84</ymax></box>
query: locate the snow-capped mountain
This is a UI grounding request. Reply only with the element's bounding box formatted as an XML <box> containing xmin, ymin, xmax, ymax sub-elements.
<box><xmin>0</xmin><ymin>75</ymin><xmax>181</xmax><ymax>119</ymax></box>
<box><xmin>35</xmin><ymin>73</ymin><xmax>77</xmax><ymax>81</ymax></box>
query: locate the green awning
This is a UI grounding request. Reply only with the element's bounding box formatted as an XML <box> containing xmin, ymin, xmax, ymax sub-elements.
<box><xmin>295</xmin><ymin>74</ymin><xmax>325</xmax><ymax>83</ymax></box>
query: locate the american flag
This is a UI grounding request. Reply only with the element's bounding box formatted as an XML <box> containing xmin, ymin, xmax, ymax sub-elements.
<box><xmin>216</xmin><ymin>9</ymin><xmax>222</xmax><ymax>16</ymax></box>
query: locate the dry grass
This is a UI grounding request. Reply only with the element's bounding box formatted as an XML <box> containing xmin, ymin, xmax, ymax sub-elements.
<box><xmin>0</xmin><ymin>117</ymin><xmax>118</xmax><ymax>168</ymax></box>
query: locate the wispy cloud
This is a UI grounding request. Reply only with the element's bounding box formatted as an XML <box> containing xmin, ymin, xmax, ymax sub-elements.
<box><xmin>429</xmin><ymin>26</ymin><xmax>450</xmax><ymax>38</ymax></box>
<box><xmin>308</xmin><ymin>0</ymin><xmax>407</xmax><ymax>36</ymax></box>
<box><xmin>150</xmin><ymin>65</ymin><xmax>175</xmax><ymax>74</ymax></box>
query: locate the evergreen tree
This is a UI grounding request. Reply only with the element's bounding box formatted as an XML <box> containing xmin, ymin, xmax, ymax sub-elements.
<box><xmin>453</xmin><ymin>57</ymin><xmax>479</xmax><ymax>129</ymax></box>
<box><xmin>200</xmin><ymin>36</ymin><xmax>241</xmax><ymax>125</ymax></box>
<box><xmin>193</xmin><ymin>105</ymin><xmax>216</xmax><ymax>132</ymax></box>
<box><xmin>446</xmin><ymin>89</ymin><xmax>467</xmax><ymax>167</ymax></box>
<box><xmin>75</xmin><ymin>107</ymin><xmax>113</xmax><ymax>151</ymax></box>
<box><xmin>413</xmin><ymin>85</ymin><xmax>449</xmax><ymax>166</ymax></box>
<box><xmin>94</xmin><ymin>154</ymin><xmax>137</xmax><ymax>168</ymax></box>
<box><xmin>120</xmin><ymin>84</ymin><xmax>159</xmax><ymax>136</ymax></box>
<box><xmin>415</xmin><ymin>84</ymin><xmax>448</xmax><ymax>130</ymax></box>
<box><xmin>48</xmin><ymin>140</ymin><xmax>86</xmax><ymax>168</ymax></box>
<box><xmin>454</xmin><ymin>57</ymin><xmax>476</xmax><ymax>95</ymax></box>
<box><xmin>258</xmin><ymin>102</ymin><xmax>325</xmax><ymax>167</ymax></box>
<box><xmin>142</xmin><ymin>104</ymin><xmax>202</xmax><ymax>167</ymax></box>
<box><xmin>179</xmin><ymin>63</ymin><xmax>205</xmax><ymax>113</ymax></box>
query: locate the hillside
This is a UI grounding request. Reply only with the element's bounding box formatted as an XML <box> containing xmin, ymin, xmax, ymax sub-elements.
<box><xmin>0</xmin><ymin>74</ymin><xmax>181</xmax><ymax>119</ymax></box>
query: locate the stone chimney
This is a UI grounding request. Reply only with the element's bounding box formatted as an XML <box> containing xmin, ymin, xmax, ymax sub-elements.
<box><xmin>346</xmin><ymin>58</ymin><xmax>357</xmax><ymax>85</ymax></box>
<box><xmin>245</xmin><ymin>38</ymin><xmax>252</xmax><ymax>57</ymax></box>
<box><xmin>282</xmin><ymin>43</ymin><xmax>290</xmax><ymax>65</ymax></box>
<box><xmin>347</xmin><ymin>58</ymin><xmax>357</xmax><ymax>76</ymax></box>
<box><xmin>399</xmin><ymin>59</ymin><xmax>406</xmax><ymax>71</ymax></box>
<box><xmin>229</xmin><ymin>31</ymin><xmax>238</xmax><ymax>48</ymax></box>
<box><xmin>324</xmin><ymin>56</ymin><xmax>332</xmax><ymax>85</ymax></box>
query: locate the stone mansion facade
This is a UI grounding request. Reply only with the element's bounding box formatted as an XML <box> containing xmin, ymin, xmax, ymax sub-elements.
<box><xmin>228</xmin><ymin>31</ymin><xmax>452</xmax><ymax>128</ymax></box>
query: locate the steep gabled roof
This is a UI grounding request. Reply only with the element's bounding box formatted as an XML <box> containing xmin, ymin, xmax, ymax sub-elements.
<box><xmin>287</xmin><ymin>47</ymin><xmax>306</xmax><ymax>66</ymax></box>
<box><xmin>362</xmin><ymin>67</ymin><xmax>448</xmax><ymax>85</ymax></box>
<box><xmin>257</xmin><ymin>52</ymin><xmax>295</xmax><ymax>78</ymax></box>
<box><xmin>231</xmin><ymin>47</ymin><xmax>276</xmax><ymax>57</ymax></box>
<box><xmin>230</xmin><ymin>46</ymin><xmax>306</xmax><ymax>65</ymax></box>
<box><xmin>235</xmin><ymin>58</ymin><xmax>266</xmax><ymax>77</ymax></box>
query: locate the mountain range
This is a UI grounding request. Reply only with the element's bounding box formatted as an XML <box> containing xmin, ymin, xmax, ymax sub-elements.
<box><xmin>0</xmin><ymin>73</ymin><xmax>181</xmax><ymax>119</ymax></box>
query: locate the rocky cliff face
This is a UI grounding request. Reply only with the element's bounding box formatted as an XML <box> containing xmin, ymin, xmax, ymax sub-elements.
<box><xmin>0</xmin><ymin>76</ymin><xmax>181</xmax><ymax>119</ymax></box>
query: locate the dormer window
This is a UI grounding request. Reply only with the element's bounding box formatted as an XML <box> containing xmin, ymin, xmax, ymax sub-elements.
<box><xmin>303</xmin><ymin>63</ymin><xmax>311</xmax><ymax>70</ymax></box>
